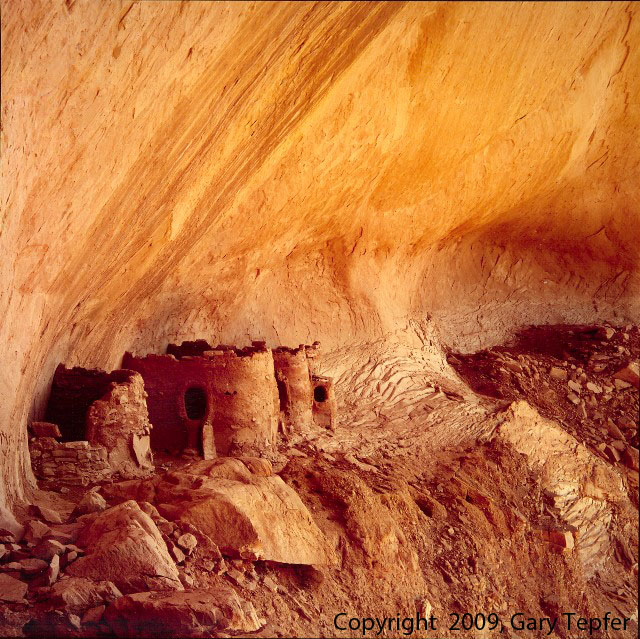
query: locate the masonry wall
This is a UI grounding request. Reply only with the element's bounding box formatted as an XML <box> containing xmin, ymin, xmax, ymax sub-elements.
<box><xmin>30</xmin><ymin>438</ymin><xmax>111</xmax><ymax>485</ymax></box>
<box><xmin>85</xmin><ymin>369</ymin><xmax>154</xmax><ymax>475</ymax></box>
<box><xmin>204</xmin><ymin>347</ymin><xmax>280</xmax><ymax>455</ymax></box>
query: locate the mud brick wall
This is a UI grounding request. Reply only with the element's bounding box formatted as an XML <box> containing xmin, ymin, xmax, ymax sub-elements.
<box><xmin>273</xmin><ymin>346</ymin><xmax>314</xmax><ymax>437</ymax></box>
<box><xmin>123</xmin><ymin>346</ymin><xmax>280</xmax><ymax>456</ymax></box>
<box><xmin>29</xmin><ymin>438</ymin><xmax>110</xmax><ymax>485</ymax></box>
<box><xmin>121</xmin><ymin>353</ymin><xmax>207</xmax><ymax>453</ymax></box>
<box><xmin>311</xmin><ymin>375</ymin><xmax>337</xmax><ymax>430</ymax></box>
<box><xmin>204</xmin><ymin>347</ymin><xmax>280</xmax><ymax>456</ymax></box>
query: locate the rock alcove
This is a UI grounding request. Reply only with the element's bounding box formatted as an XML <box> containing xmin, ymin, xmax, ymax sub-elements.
<box><xmin>1</xmin><ymin>2</ymin><xmax>638</xmax><ymax>637</ymax></box>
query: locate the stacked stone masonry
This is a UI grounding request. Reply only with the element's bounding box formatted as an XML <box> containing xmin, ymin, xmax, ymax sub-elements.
<box><xmin>36</xmin><ymin>368</ymin><xmax>155</xmax><ymax>484</ymax></box>
<box><xmin>29</xmin><ymin>438</ymin><xmax>111</xmax><ymax>485</ymax></box>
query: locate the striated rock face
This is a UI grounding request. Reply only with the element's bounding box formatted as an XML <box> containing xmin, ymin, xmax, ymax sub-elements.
<box><xmin>495</xmin><ymin>401</ymin><xmax>625</xmax><ymax>576</ymax></box>
<box><xmin>1</xmin><ymin>0</ymin><xmax>639</xmax><ymax>524</ymax></box>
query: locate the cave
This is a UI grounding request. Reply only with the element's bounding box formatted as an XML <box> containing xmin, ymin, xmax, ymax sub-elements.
<box><xmin>1</xmin><ymin>2</ymin><xmax>638</xmax><ymax>638</ymax></box>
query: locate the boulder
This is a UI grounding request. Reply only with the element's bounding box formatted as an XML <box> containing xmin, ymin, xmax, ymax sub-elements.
<box><xmin>549</xmin><ymin>367</ymin><xmax>567</xmax><ymax>381</ymax></box>
<box><xmin>81</xmin><ymin>604</ymin><xmax>106</xmax><ymax>624</ymax></box>
<box><xmin>46</xmin><ymin>523</ymin><xmax>81</xmax><ymax>544</ymax></box>
<box><xmin>31</xmin><ymin>505</ymin><xmax>63</xmax><ymax>524</ymax></box>
<box><xmin>0</xmin><ymin>573</ymin><xmax>27</xmax><ymax>602</ymax></box>
<box><xmin>168</xmin><ymin>543</ymin><xmax>185</xmax><ymax>564</ymax></box>
<box><xmin>603</xmin><ymin>444</ymin><xmax>621</xmax><ymax>464</ymax></box>
<box><xmin>18</xmin><ymin>558</ymin><xmax>48</xmax><ymax>575</ymax></box>
<box><xmin>72</xmin><ymin>490</ymin><xmax>107</xmax><ymax>517</ymax></box>
<box><xmin>101</xmin><ymin>478</ymin><xmax>158</xmax><ymax>504</ymax></box>
<box><xmin>24</xmin><ymin>519</ymin><xmax>51</xmax><ymax>544</ymax></box>
<box><xmin>567</xmin><ymin>392</ymin><xmax>580</xmax><ymax>405</ymax></box>
<box><xmin>617</xmin><ymin>415</ymin><xmax>637</xmax><ymax>431</ymax></box>
<box><xmin>32</xmin><ymin>538</ymin><xmax>66</xmax><ymax>561</ymax></box>
<box><xmin>176</xmin><ymin>533</ymin><xmax>197</xmax><ymax>555</ymax></box>
<box><xmin>104</xmin><ymin>587</ymin><xmax>261</xmax><ymax>637</ymax></box>
<box><xmin>48</xmin><ymin>576</ymin><xmax>122</xmax><ymax>613</ymax></box>
<box><xmin>66</xmin><ymin>501</ymin><xmax>182</xmax><ymax>593</ymax></box>
<box><xmin>159</xmin><ymin>471</ymin><xmax>334</xmax><ymax>565</ymax></box>
<box><xmin>621</xmin><ymin>446</ymin><xmax>639</xmax><ymax>471</ymax></box>
<box><xmin>47</xmin><ymin>554</ymin><xmax>60</xmax><ymax>585</ymax></box>
<box><xmin>606</xmin><ymin>420</ymin><xmax>625</xmax><ymax>440</ymax></box>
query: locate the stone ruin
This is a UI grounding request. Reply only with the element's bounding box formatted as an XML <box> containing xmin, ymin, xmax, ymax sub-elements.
<box><xmin>30</xmin><ymin>340</ymin><xmax>336</xmax><ymax>485</ymax></box>
<box><xmin>30</xmin><ymin>368</ymin><xmax>153</xmax><ymax>485</ymax></box>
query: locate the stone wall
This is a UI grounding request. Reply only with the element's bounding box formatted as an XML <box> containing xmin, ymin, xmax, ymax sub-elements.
<box><xmin>33</xmin><ymin>368</ymin><xmax>154</xmax><ymax>483</ymax></box>
<box><xmin>29</xmin><ymin>438</ymin><xmax>111</xmax><ymax>485</ymax></box>
<box><xmin>204</xmin><ymin>346</ymin><xmax>279</xmax><ymax>456</ymax></box>
<box><xmin>120</xmin><ymin>353</ymin><xmax>211</xmax><ymax>454</ymax></box>
<box><xmin>123</xmin><ymin>345</ymin><xmax>280</xmax><ymax>457</ymax></box>
<box><xmin>86</xmin><ymin>370</ymin><xmax>153</xmax><ymax>476</ymax></box>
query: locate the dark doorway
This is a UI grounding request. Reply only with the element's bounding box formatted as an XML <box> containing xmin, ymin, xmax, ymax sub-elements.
<box><xmin>276</xmin><ymin>378</ymin><xmax>289</xmax><ymax>412</ymax></box>
<box><xmin>314</xmin><ymin>385</ymin><xmax>327</xmax><ymax>402</ymax></box>
<box><xmin>184</xmin><ymin>387</ymin><xmax>207</xmax><ymax>420</ymax></box>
